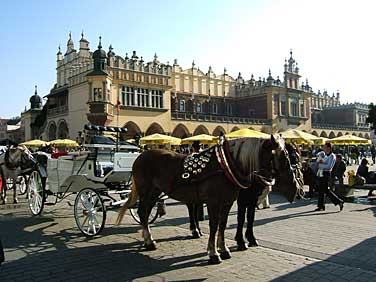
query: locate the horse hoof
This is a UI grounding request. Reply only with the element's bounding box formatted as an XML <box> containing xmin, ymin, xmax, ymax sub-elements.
<box><xmin>144</xmin><ymin>242</ymin><xmax>157</xmax><ymax>251</ymax></box>
<box><xmin>198</xmin><ymin>230</ymin><xmax>204</xmax><ymax>236</ymax></box>
<box><xmin>220</xmin><ymin>251</ymin><xmax>231</xmax><ymax>260</ymax></box>
<box><xmin>13</xmin><ymin>198</ymin><xmax>18</xmax><ymax>204</ymax></box>
<box><xmin>237</xmin><ymin>243</ymin><xmax>248</xmax><ymax>251</ymax></box>
<box><xmin>208</xmin><ymin>255</ymin><xmax>222</xmax><ymax>265</ymax></box>
<box><xmin>191</xmin><ymin>230</ymin><xmax>200</xmax><ymax>239</ymax></box>
<box><xmin>248</xmin><ymin>240</ymin><xmax>258</xmax><ymax>247</ymax></box>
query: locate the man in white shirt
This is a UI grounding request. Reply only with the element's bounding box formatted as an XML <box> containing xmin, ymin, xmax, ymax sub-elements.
<box><xmin>315</xmin><ymin>142</ymin><xmax>344</xmax><ymax>211</ymax></box>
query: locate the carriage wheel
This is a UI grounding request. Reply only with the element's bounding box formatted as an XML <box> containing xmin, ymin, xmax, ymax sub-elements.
<box><xmin>27</xmin><ymin>170</ymin><xmax>45</xmax><ymax>215</ymax></box>
<box><xmin>18</xmin><ymin>175</ymin><xmax>28</xmax><ymax>195</ymax></box>
<box><xmin>74</xmin><ymin>188</ymin><xmax>106</xmax><ymax>237</ymax></box>
<box><xmin>129</xmin><ymin>199</ymin><xmax>159</xmax><ymax>225</ymax></box>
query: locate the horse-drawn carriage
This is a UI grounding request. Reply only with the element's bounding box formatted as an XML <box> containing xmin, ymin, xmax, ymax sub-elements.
<box><xmin>3</xmin><ymin>125</ymin><xmax>161</xmax><ymax>236</ymax></box>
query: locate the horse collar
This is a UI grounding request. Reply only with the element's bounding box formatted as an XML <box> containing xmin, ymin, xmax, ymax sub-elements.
<box><xmin>215</xmin><ymin>142</ymin><xmax>251</xmax><ymax>189</ymax></box>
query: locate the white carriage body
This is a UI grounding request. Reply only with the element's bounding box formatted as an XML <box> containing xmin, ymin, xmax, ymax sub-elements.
<box><xmin>47</xmin><ymin>146</ymin><xmax>139</xmax><ymax>194</ymax></box>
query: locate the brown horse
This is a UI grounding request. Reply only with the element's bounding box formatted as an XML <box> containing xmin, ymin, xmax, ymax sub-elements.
<box><xmin>116</xmin><ymin>135</ymin><xmax>301</xmax><ymax>264</ymax></box>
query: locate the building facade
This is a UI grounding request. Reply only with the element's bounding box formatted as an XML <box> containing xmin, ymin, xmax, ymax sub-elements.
<box><xmin>21</xmin><ymin>33</ymin><xmax>370</xmax><ymax>143</ymax></box>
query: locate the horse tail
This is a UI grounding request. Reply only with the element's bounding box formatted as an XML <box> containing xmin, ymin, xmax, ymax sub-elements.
<box><xmin>116</xmin><ymin>177</ymin><xmax>138</xmax><ymax>225</ymax></box>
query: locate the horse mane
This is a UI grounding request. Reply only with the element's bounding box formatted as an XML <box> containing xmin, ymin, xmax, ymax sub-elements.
<box><xmin>227</xmin><ymin>138</ymin><xmax>262</xmax><ymax>176</ymax></box>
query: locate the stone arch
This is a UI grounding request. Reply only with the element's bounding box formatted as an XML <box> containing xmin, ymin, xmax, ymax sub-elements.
<box><xmin>121</xmin><ymin>121</ymin><xmax>141</xmax><ymax>140</ymax></box>
<box><xmin>320</xmin><ymin>131</ymin><xmax>327</xmax><ymax>138</ymax></box>
<box><xmin>145</xmin><ymin>122</ymin><xmax>164</xmax><ymax>136</ymax></box>
<box><xmin>248</xmin><ymin>127</ymin><xmax>255</xmax><ymax>130</ymax></box>
<box><xmin>231</xmin><ymin>126</ymin><xmax>240</xmax><ymax>132</ymax></box>
<box><xmin>337</xmin><ymin>132</ymin><xmax>343</xmax><ymax>137</ymax></box>
<box><xmin>352</xmin><ymin>132</ymin><xmax>357</xmax><ymax>136</ymax></box>
<box><xmin>329</xmin><ymin>131</ymin><xmax>336</xmax><ymax>139</ymax></box>
<box><xmin>57</xmin><ymin>119</ymin><xmax>69</xmax><ymax>139</ymax></box>
<box><xmin>311</xmin><ymin>131</ymin><xmax>318</xmax><ymax>136</ymax></box>
<box><xmin>212</xmin><ymin>126</ymin><xmax>226</xmax><ymax>136</ymax></box>
<box><xmin>345</xmin><ymin>132</ymin><xmax>350</xmax><ymax>136</ymax></box>
<box><xmin>302</xmin><ymin>129</ymin><xmax>308</xmax><ymax>133</ymax></box>
<box><xmin>193</xmin><ymin>125</ymin><xmax>209</xmax><ymax>135</ymax></box>
<box><xmin>172</xmin><ymin>124</ymin><xmax>190</xmax><ymax>138</ymax></box>
<box><xmin>358</xmin><ymin>133</ymin><xmax>363</xmax><ymax>138</ymax></box>
<box><xmin>365</xmin><ymin>133</ymin><xmax>370</xmax><ymax>139</ymax></box>
<box><xmin>48</xmin><ymin>121</ymin><xmax>57</xmax><ymax>141</ymax></box>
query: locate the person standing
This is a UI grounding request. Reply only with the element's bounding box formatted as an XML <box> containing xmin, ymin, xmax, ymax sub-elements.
<box><xmin>315</xmin><ymin>142</ymin><xmax>344</xmax><ymax>211</ymax></box>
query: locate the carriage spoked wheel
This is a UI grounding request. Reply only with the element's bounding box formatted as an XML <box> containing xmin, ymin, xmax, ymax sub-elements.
<box><xmin>129</xmin><ymin>199</ymin><xmax>159</xmax><ymax>225</ymax></box>
<box><xmin>74</xmin><ymin>188</ymin><xmax>106</xmax><ymax>237</ymax></box>
<box><xmin>18</xmin><ymin>175</ymin><xmax>28</xmax><ymax>195</ymax></box>
<box><xmin>27</xmin><ymin>170</ymin><xmax>45</xmax><ymax>215</ymax></box>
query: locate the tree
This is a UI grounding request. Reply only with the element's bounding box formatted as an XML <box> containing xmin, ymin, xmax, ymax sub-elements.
<box><xmin>366</xmin><ymin>103</ymin><xmax>376</xmax><ymax>134</ymax></box>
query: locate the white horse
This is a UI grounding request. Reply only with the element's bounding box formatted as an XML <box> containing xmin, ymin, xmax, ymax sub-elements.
<box><xmin>0</xmin><ymin>145</ymin><xmax>34</xmax><ymax>204</ymax></box>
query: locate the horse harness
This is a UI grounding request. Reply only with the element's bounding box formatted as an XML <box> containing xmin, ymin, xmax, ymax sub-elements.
<box><xmin>179</xmin><ymin>141</ymin><xmax>275</xmax><ymax>189</ymax></box>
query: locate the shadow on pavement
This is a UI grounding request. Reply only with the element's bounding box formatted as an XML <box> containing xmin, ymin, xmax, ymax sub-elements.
<box><xmin>0</xmin><ymin>241</ymin><xmax>208</xmax><ymax>282</ymax></box>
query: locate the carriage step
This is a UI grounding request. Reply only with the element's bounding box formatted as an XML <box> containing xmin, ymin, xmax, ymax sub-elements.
<box><xmin>45</xmin><ymin>202</ymin><xmax>55</xmax><ymax>206</ymax></box>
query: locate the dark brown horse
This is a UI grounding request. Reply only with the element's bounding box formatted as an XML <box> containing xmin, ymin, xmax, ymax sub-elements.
<box><xmin>116</xmin><ymin>135</ymin><xmax>301</xmax><ymax>264</ymax></box>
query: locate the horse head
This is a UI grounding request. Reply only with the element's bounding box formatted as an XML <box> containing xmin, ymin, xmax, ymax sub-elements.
<box><xmin>268</xmin><ymin>136</ymin><xmax>304</xmax><ymax>202</ymax></box>
<box><xmin>6</xmin><ymin>145</ymin><xmax>36</xmax><ymax>170</ymax></box>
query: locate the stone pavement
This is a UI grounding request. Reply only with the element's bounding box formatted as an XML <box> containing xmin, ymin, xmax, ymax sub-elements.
<box><xmin>1</xmin><ymin>188</ymin><xmax>376</xmax><ymax>282</ymax></box>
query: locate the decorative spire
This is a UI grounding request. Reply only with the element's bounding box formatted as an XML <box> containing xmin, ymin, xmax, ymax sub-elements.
<box><xmin>34</xmin><ymin>85</ymin><xmax>38</xmax><ymax>95</ymax></box>
<box><xmin>57</xmin><ymin>45</ymin><xmax>61</xmax><ymax>55</ymax></box>
<box><xmin>98</xmin><ymin>36</ymin><xmax>102</xmax><ymax>49</ymax></box>
<box><xmin>224</xmin><ymin>67</ymin><xmax>227</xmax><ymax>74</ymax></box>
<box><xmin>192</xmin><ymin>60</ymin><xmax>195</xmax><ymax>68</ymax></box>
<box><xmin>140</xmin><ymin>56</ymin><xmax>144</xmax><ymax>64</ymax></box>
<box><xmin>173</xmin><ymin>58</ymin><xmax>178</xmax><ymax>65</ymax></box>
<box><xmin>81</xmin><ymin>30</ymin><xmax>84</xmax><ymax>39</ymax></box>
<box><xmin>69</xmin><ymin>31</ymin><xmax>72</xmax><ymax>40</ymax></box>
<box><xmin>125</xmin><ymin>53</ymin><xmax>129</xmax><ymax>60</ymax></box>
<box><xmin>208</xmin><ymin>66</ymin><xmax>212</xmax><ymax>73</ymax></box>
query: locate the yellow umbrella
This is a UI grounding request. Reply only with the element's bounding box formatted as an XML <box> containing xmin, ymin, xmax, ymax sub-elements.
<box><xmin>226</xmin><ymin>128</ymin><xmax>269</xmax><ymax>139</ymax></box>
<box><xmin>140</xmin><ymin>134</ymin><xmax>181</xmax><ymax>146</ymax></box>
<box><xmin>49</xmin><ymin>139</ymin><xmax>79</xmax><ymax>147</ymax></box>
<box><xmin>329</xmin><ymin>134</ymin><xmax>371</xmax><ymax>145</ymax></box>
<box><xmin>181</xmin><ymin>134</ymin><xmax>215</xmax><ymax>145</ymax></box>
<box><xmin>20</xmin><ymin>139</ymin><xmax>48</xmax><ymax>147</ymax></box>
<box><xmin>279</xmin><ymin>129</ymin><xmax>324</xmax><ymax>145</ymax></box>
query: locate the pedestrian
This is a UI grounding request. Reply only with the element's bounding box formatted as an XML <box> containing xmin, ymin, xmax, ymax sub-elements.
<box><xmin>371</xmin><ymin>145</ymin><xmax>376</xmax><ymax>165</ymax></box>
<box><xmin>315</xmin><ymin>142</ymin><xmax>344</xmax><ymax>212</ymax></box>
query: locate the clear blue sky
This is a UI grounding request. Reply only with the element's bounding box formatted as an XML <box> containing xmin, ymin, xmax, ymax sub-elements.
<box><xmin>1</xmin><ymin>0</ymin><xmax>375</xmax><ymax>118</ymax></box>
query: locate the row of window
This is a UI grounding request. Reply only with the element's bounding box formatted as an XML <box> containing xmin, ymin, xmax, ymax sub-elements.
<box><xmin>121</xmin><ymin>86</ymin><xmax>164</xmax><ymax>108</ymax></box>
<box><xmin>273</xmin><ymin>96</ymin><xmax>305</xmax><ymax>117</ymax></box>
<box><xmin>178</xmin><ymin>100</ymin><xmax>233</xmax><ymax>115</ymax></box>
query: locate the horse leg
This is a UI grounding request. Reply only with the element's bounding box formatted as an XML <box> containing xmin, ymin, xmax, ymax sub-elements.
<box><xmin>217</xmin><ymin>203</ymin><xmax>233</xmax><ymax>259</ymax></box>
<box><xmin>187</xmin><ymin>203</ymin><xmax>200</xmax><ymax>239</ymax></box>
<box><xmin>235</xmin><ymin>202</ymin><xmax>247</xmax><ymax>251</ymax></box>
<box><xmin>138</xmin><ymin>190</ymin><xmax>159</xmax><ymax>250</ymax></box>
<box><xmin>206</xmin><ymin>202</ymin><xmax>221</xmax><ymax>264</ymax></box>
<box><xmin>245</xmin><ymin>199</ymin><xmax>258</xmax><ymax>247</ymax></box>
<box><xmin>13</xmin><ymin>176</ymin><xmax>18</xmax><ymax>204</ymax></box>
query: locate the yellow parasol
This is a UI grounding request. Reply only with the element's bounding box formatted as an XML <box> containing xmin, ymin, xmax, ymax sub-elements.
<box><xmin>49</xmin><ymin>139</ymin><xmax>79</xmax><ymax>147</ymax></box>
<box><xmin>225</xmin><ymin>128</ymin><xmax>270</xmax><ymax>139</ymax></box>
<box><xmin>329</xmin><ymin>134</ymin><xmax>371</xmax><ymax>145</ymax></box>
<box><xmin>279</xmin><ymin>129</ymin><xmax>324</xmax><ymax>145</ymax></box>
<box><xmin>20</xmin><ymin>139</ymin><xmax>48</xmax><ymax>147</ymax></box>
<box><xmin>181</xmin><ymin>134</ymin><xmax>215</xmax><ymax>145</ymax></box>
<box><xmin>140</xmin><ymin>134</ymin><xmax>181</xmax><ymax>146</ymax></box>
